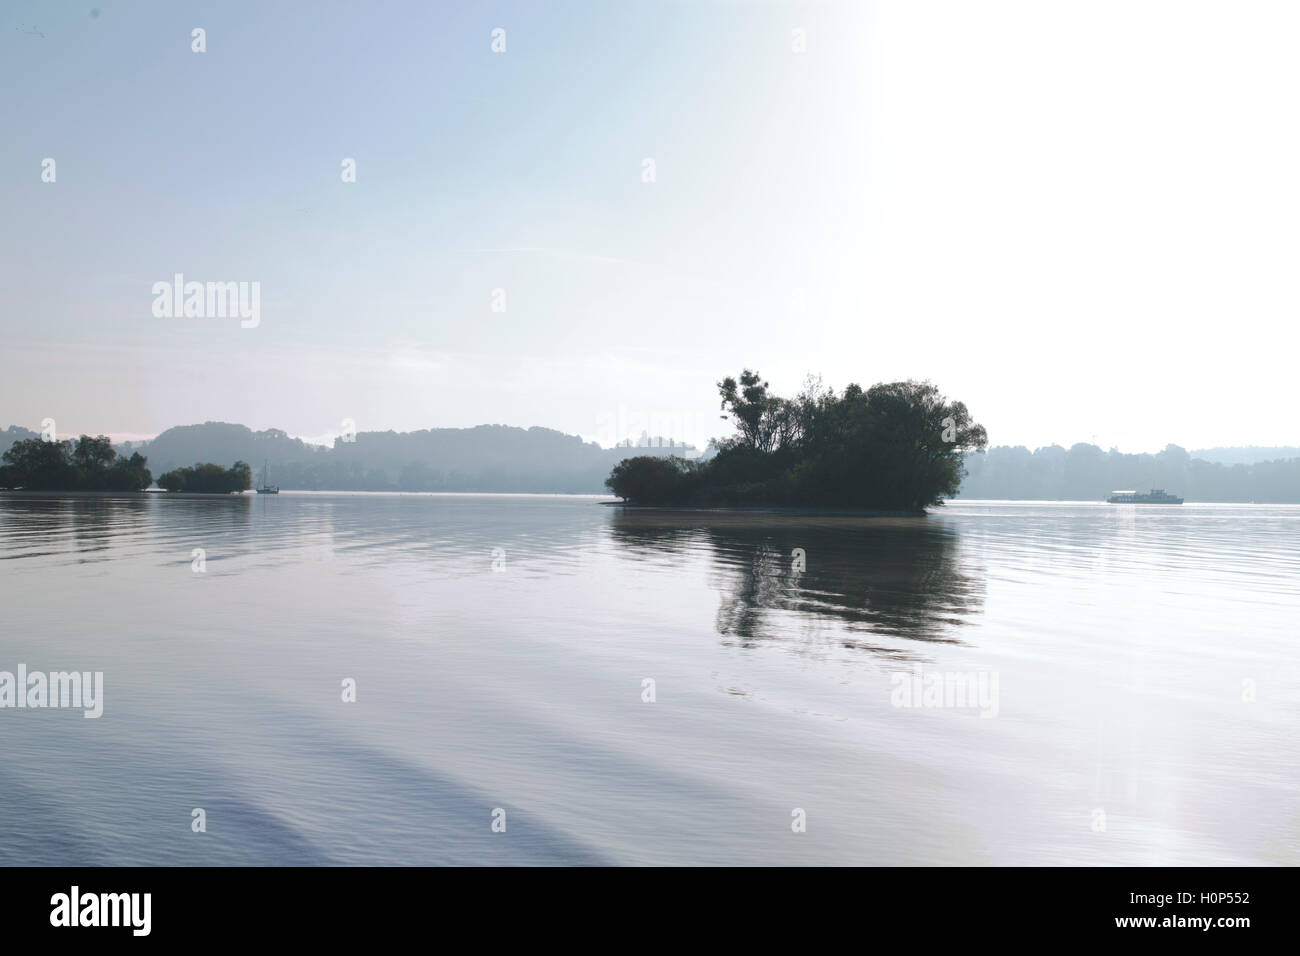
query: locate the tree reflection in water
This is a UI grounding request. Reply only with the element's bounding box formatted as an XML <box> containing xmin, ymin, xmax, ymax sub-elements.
<box><xmin>608</xmin><ymin>510</ymin><xmax>985</xmax><ymax>657</ymax></box>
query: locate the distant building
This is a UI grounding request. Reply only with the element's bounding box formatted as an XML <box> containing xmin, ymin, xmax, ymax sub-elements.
<box><xmin>615</xmin><ymin>431</ymin><xmax>699</xmax><ymax>457</ymax></box>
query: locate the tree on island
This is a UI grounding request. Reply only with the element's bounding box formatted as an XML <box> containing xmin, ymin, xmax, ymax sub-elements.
<box><xmin>605</xmin><ymin>371</ymin><xmax>987</xmax><ymax>511</ymax></box>
<box><xmin>156</xmin><ymin>461</ymin><xmax>252</xmax><ymax>494</ymax></box>
<box><xmin>0</xmin><ymin>436</ymin><xmax>153</xmax><ymax>491</ymax></box>
<box><xmin>605</xmin><ymin>455</ymin><xmax>700</xmax><ymax>505</ymax></box>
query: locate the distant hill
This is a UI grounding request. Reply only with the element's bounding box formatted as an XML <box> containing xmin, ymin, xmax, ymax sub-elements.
<box><xmin>1189</xmin><ymin>446</ymin><xmax>1300</xmax><ymax>465</ymax></box>
<box><xmin>961</xmin><ymin>443</ymin><xmax>1300</xmax><ymax>503</ymax></box>
<box><xmin>134</xmin><ymin>423</ymin><xmax>324</xmax><ymax>477</ymax></box>
<box><xmin>127</xmin><ymin>421</ymin><xmax>696</xmax><ymax>494</ymax></box>
<box><xmin>0</xmin><ymin>425</ymin><xmax>41</xmax><ymax>457</ymax></box>
<box><xmin>4</xmin><ymin>422</ymin><xmax>1293</xmax><ymax>499</ymax></box>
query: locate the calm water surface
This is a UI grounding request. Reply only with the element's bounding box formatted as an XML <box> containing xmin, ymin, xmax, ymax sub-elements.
<box><xmin>0</xmin><ymin>494</ymin><xmax>1296</xmax><ymax>865</ymax></box>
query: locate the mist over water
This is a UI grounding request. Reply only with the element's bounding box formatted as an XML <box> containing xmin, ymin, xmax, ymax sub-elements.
<box><xmin>0</xmin><ymin>494</ymin><xmax>1295</xmax><ymax>865</ymax></box>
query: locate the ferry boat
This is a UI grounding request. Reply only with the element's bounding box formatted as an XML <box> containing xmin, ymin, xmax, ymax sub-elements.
<box><xmin>256</xmin><ymin>460</ymin><xmax>279</xmax><ymax>495</ymax></box>
<box><xmin>1107</xmin><ymin>488</ymin><xmax>1183</xmax><ymax>504</ymax></box>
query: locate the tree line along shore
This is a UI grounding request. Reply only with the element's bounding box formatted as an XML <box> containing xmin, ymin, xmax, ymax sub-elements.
<box><xmin>0</xmin><ymin>370</ymin><xmax>986</xmax><ymax>510</ymax></box>
<box><xmin>0</xmin><ymin>436</ymin><xmax>251</xmax><ymax>494</ymax></box>
<box><xmin>5</xmin><ymin>369</ymin><xmax>1299</xmax><ymax>503</ymax></box>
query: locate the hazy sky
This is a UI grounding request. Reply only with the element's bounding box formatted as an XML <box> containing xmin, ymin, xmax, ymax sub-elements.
<box><xmin>3</xmin><ymin>1</ymin><xmax>1298</xmax><ymax>453</ymax></box>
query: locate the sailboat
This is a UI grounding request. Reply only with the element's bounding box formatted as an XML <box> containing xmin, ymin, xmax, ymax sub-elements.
<box><xmin>256</xmin><ymin>459</ymin><xmax>279</xmax><ymax>494</ymax></box>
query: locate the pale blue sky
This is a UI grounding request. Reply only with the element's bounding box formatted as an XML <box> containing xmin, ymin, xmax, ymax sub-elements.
<box><xmin>3</xmin><ymin>1</ymin><xmax>1298</xmax><ymax>452</ymax></box>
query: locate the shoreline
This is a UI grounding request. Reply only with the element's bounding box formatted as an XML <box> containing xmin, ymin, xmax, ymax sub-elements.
<box><xmin>0</xmin><ymin>490</ymin><xmax>251</xmax><ymax>500</ymax></box>
<box><xmin>1</xmin><ymin>490</ymin><xmax>1280</xmax><ymax>506</ymax></box>
<box><xmin>601</xmin><ymin>501</ymin><xmax>928</xmax><ymax>517</ymax></box>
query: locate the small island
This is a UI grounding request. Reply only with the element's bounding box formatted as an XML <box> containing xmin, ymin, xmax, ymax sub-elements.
<box><xmin>0</xmin><ymin>435</ymin><xmax>252</xmax><ymax>495</ymax></box>
<box><xmin>604</xmin><ymin>371</ymin><xmax>987</xmax><ymax>513</ymax></box>
<box><xmin>0</xmin><ymin>436</ymin><xmax>153</xmax><ymax>491</ymax></box>
<box><xmin>156</xmin><ymin>461</ymin><xmax>252</xmax><ymax>494</ymax></box>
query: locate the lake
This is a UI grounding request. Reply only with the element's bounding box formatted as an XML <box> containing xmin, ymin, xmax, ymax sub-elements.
<box><xmin>0</xmin><ymin>493</ymin><xmax>1296</xmax><ymax>865</ymax></box>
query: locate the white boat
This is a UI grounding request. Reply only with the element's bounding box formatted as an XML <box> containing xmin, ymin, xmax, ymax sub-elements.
<box><xmin>1107</xmin><ymin>488</ymin><xmax>1182</xmax><ymax>504</ymax></box>
<box><xmin>256</xmin><ymin>460</ymin><xmax>279</xmax><ymax>494</ymax></box>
